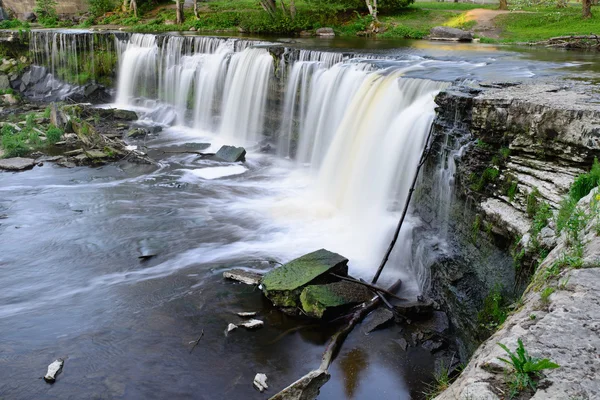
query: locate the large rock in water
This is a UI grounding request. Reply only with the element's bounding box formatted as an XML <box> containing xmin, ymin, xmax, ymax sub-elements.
<box><xmin>215</xmin><ymin>145</ymin><xmax>246</xmax><ymax>162</ymax></box>
<box><xmin>430</xmin><ymin>26</ymin><xmax>473</xmax><ymax>41</ymax></box>
<box><xmin>0</xmin><ymin>157</ymin><xmax>36</xmax><ymax>171</ymax></box>
<box><xmin>261</xmin><ymin>249</ymin><xmax>348</xmax><ymax>308</ymax></box>
<box><xmin>300</xmin><ymin>281</ymin><xmax>372</xmax><ymax>318</ymax></box>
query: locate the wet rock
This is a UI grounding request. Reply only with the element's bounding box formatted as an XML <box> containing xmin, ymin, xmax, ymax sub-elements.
<box><xmin>0</xmin><ymin>74</ymin><xmax>9</xmax><ymax>90</ymax></box>
<box><xmin>315</xmin><ymin>27</ymin><xmax>335</xmax><ymax>37</ymax></box>
<box><xmin>240</xmin><ymin>319</ymin><xmax>263</xmax><ymax>329</ymax></box>
<box><xmin>422</xmin><ymin>339</ymin><xmax>445</xmax><ymax>354</ymax></box>
<box><xmin>85</xmin><ymin>149</ymin><xmax>110</xmax><ymax>160</ymax></box>
<box><xmin>57</xmin><ymin>159</ymin><xmax>76</xmax><ymax>168</ymax></box>
<box><xmin>270</xmin><ymin>369</ymin><xmax>330</xmax><ymax>400</ymax></box>
<box><xmin>43</xmin><ymin>359</ymin><xmax>63</xmax><ymax>383</ymax></box>
<box><xmin>127</xmin><ymin>128</ymin><xmax>147</xmax><ymax>138</ymax></box>
<box><xmin>215</xmin><ymin>145</ymin><xmax>246</xmax><ymax>162</ymax></box>
<box><xmin>223</xmin><ymin>269</ymin><xmax>263</xmax><ymax>285</ymax></box>
<box><xmin>261</xmin><ymin>249</ymin><xmax>349</xmax><ymax>308</ymax></box>
<box><xmin>414</xmin><ymin>311</ymin><xmax>450</xmax><ymax>335</ymax></box>
<box><xmin>253</xmin><ymin>373</ymin><xmax>268</xmax><ymax>392</ymax></box>
<box><xmin>394</xmin><ymin>297</ymin><xmax>435</xmax><ymax>318</ymax></box>
<box><xmin>362</xmin><ymin>308</ymin><xmax>395</xmax><ymax>333</ymax></box>
<box><xmin>237</xmin><ymin>311</ymin><xmax>257</xmax><ymax>317</ymax></box>
<box><xmin>64</xmin><ymin>149</ymin><xmax>84</xmax><ymax>156</ymax></box>
<box><xmin>227</xmin><ymin>323</ymin><xmax>238</xmax><ymax>333</ymax></box>
<box><xmin>138</xmin><ymin>238</ymin><xmax>160</xmax><ymax>259</ymax></box>
<box><xmin>393</xmin><ymin>337</ymin><xmax>408</xmax><ymax>351</ymax></box>
<box><xmin>300</xmin><ymin>281</ymin><xmax>372</xmax><ymax>318</ymax></box>
<box><xmin>430</xmin><ymin>26</ymin><xmax>473</xmax><ymax>41</ymax></box>
<box><xmin>0</xmin><ymin>157</ymin><xmax>36</xmax><ymax>171</ymax></box>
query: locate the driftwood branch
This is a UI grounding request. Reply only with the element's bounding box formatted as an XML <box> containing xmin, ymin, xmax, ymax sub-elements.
<box><xmin>329</xmin><ymin>273</ymin><xmax>405</xmax><ymax>302</ymax></box>
<box><xmin>534</xmin><ymin>34</ymin><xmax>600</xmax><ymax>49</ymax></box>
<box><xmin>371</xmin><ymin>123</ymin><xmax>437</xmax><ymax>284</ymax></box>
<box><xmin>270</xmin><ymin>280</ymin><xmax>401</xmax><ymax>399</ymax></box>
<box><xmin>189</xmin><ymin>329</ymin><xmax>204</xmax><ymax>354</ymax></box>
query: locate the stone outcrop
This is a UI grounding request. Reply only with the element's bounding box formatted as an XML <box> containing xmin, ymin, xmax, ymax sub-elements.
<box><xmin>435</xmin><ymin>189</ymin><xmax>600</xmax><ymax>400</ymax></box>
<box><xmin>430</xmin><ymin>26</ymin><xmax>473</xmax><ymax>41</ymax></box>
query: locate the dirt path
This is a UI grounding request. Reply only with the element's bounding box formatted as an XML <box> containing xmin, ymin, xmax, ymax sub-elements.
<box><xmin>464</xmin><ymin>9</ymin><xmax>513</xmax><ymax>39</ymax></box>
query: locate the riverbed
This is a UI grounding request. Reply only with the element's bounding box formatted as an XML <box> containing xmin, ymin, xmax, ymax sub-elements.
<box><xmin>0</xmin><ymin>33</ymin><xmax>598</xmax><ymax>399</ymax></box>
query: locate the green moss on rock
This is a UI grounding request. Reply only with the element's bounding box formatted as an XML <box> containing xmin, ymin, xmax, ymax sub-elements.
<box><xmin>300</xmin><ymin>281</ymin><xmax>372</xmax><ymax>318</ymax></box>
<box><xmin>261</xmin><ymin>249</ymin><xmax>349</xmax><ymax>308</ymax></box>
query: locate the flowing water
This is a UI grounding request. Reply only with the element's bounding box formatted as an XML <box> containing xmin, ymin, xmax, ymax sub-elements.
<box><xmin>1</xmin><ymin>31</ymin><xmax>596</xmax><ymax>399</ymax></box>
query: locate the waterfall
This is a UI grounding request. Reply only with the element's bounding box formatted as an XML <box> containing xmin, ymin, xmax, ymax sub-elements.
<box><xmin>25</xmin><ymin>31</ymin><xmax>456</xmax><ymax>293</ymax></box>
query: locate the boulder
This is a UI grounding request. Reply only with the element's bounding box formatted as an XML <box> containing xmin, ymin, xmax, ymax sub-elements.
<box><xmin>215</xmin><ymin>145</ymin><xmax>246</xmax><ymax>162</ymax></box>
<box><xmin>1</xmin><ymin>93</ymin><xmax>18</xmax><ymax>105</ymax></box>
<box><xmin>0</xmin><ymin>74</ymin><xmax>9</xmax><ymax>90</ymax></box>
<box><xmin>261</xmin><ymin>249</ymin><xmax>348</xmax><ymax>308</ymax></box>
<box><xmin>127</xmin><ymin>128</ymin><xmax>147</xmax><ymax>138</ymax></box>
<box><xmin>429</xmin><ymin>26</ymin><xmax>473</xmax><ymax>42</ymax></box>
<box><xmin>23</xmin><ymin>12</ymin><xmax>36</xmax><ymax>22</ymax></box>
<box><xmin>315</xmin><ymin>27</ymin><xmax>335</xmax><ymax>37</ymax></box>
<box><xmin>0</xmin><ymin>157</ymin><xmax>36</xmax><ymax>171</ymax></box>
<box><xmin>300</xmin><ymin>281</ymin><xmax>372</xmax><ymax>318</ymax></box>
<box><xmin>362</xmin><ymin>307</ymin><xmax>395</xmax><ymax>333</ymax></box>
<box><xmin>21</xmin><ymin>71</ymin><xmax>31</xmax><ymax>86</ymax></box>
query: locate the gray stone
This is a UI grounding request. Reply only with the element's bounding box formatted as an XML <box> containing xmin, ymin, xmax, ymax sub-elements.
<box><xmin>393</xmin><ymin>337</ymin><xmax>408</xmax><ymax>351</ymax></box>
<box><xmin>127</xmin><ymin>128</ymin><xmax>147</xmax><ymax>138</ymax></box>
<box><xmin>223</xmin><ymin>269</ymin><xmax>263</xmax><ymax>285</ymax></box>
<box><xmin>394</xmin><ymin>297</ymin><xmax>435</xmax><ymax>318</ymax></box>
<box><xmin>362</xmin><ymin>307</ymin><xmax>395</xmax><ymax>333</ymax></box>
<box><xmin>1</xmin><ymin>93</ymin><xmax>18</xmax><ymax>104</ymax></box>
<box><xmin>430</xmin><ymin>26</ymin><xmax>473</xmax><ymax>41</ymax></box>
<box><xmin>0</xmin><ymin>74</ymin><xmax>9</xmax><ymax>90</ymax></box>
<box><xmin>315</xmin><ymin>27</ymin><xmax>335</xmax><ymax>37</ymax></box>
<box><xmin>215</xmin><ymin>145</ymin><xmax>246</xmax><ymax>162</ymax></box>
<box><xmin>21</xmin><ymin>71</ymin><xmax>31</xmax><ymax>86</ymax></box>
<box><xmin>0</xmin><ymin>157</ymin><xmax>36</xmax><ymax>171</ymax></box>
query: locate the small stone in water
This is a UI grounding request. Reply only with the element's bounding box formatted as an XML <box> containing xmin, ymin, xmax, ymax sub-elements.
<box><xmin>237</xmin><ymin>312</ymin><xmax>257</xmax><ymax>317</ymax></box>
<box><xmin>253</xmin><ymin>373</ymin><xmax>268</xmax><ymax>392</ymax></box>
<box><xmin>44</xmin><ymin>359</ymin><xmax>64</xmax><ymax>383</ymax></box>
<box><xmin>240</xmin><ymin>319</ymin><xmax>263</xmax><ymax>329</ymax></box>
<box><xmin>227</xmin><ymin>323</ymin><xmax>238</xmax><ymax>333</ymax></box>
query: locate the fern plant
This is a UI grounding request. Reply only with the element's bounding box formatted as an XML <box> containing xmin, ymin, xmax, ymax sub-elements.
<box><xmin>498</xmin><ymin>339</ymin><xmax>559</xmax><ymax>397</ymax></box>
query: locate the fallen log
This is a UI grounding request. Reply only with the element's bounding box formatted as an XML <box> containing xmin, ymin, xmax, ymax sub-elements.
<box><xmin>269</xmin><ymin>280</ymin><xmax>402</xmax><ymax>400</ymax></box>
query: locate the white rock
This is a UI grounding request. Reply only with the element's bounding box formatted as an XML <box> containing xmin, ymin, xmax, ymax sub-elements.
<box><xmin>237</xmin><ymin>311</ymin><xmax>257</xmax><ymax>317</ymax></box>
<box><xmin>227</xmin><ymin>323</ymin><xmax>238</xmax><ymax>332</ymax></box>
<box><xmin>253</xmin><ymin>373</ymin><xmax>268</xmax><ymax>392</ymax></box>
<box><xmin>43</xmin><ymin>359</ymin><xmax>64</xmax><ymax>383</ymax></box>
<box><xmin>240</xmin><ymin>319</ymin><xmax>263</xmax><ymax>329</ymax></box>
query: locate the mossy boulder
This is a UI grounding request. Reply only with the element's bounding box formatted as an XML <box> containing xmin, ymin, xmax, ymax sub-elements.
<box><xmin>261</xmin><ymin>249</ymin><xmax>348</xmax><ymax>308</ymax></box>
<box><xmin>300</xmin><ymin>281</ymin><xmax>372</xmax><ymax>318</ymax></box>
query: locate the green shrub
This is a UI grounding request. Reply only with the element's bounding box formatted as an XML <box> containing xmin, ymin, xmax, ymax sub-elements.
<box><xmin>570</xmin><ymin>158</ymin><xmax>600</xmax><ymax>202</ymax></box>
<box><xmin>532</xmin><ymin>202</ymin><xmax>552</xmax><ymax>235</ymax></box>
<box><xmin>88</xmin><ymin>0</ymin><xmax>116</xmax><ymax>18</ymax></box>
<box><xmin>526</xmin><ymin>187</ymin><xmax>541</xmax><ymax>217</ymax></box>
<box><xmin>35</xmin><ymin>0</ymin><xmax>59</xmax><ymax>26</ymax></box>
<box><xmin>540</xmin><ymin>286</ymin><xmax>555</xmax><ymax>304</ymax></box>
<box><xmin>477</xmin><ymin>285</ymin><xmax>508</xmax><ymax>335</ymax></box>
<box><xmin>1</xmin><ymin>127</ymin><xmax>30</xmax><ymax>158</ymax></box>
<box><xmin>498</xmin><ymin>339</ymin><xmax>559</xmax><ymax>397</ymax></box>
<box><xmin>46</xmin><ymin>125</ymin><xmax>63</xmax><ymax>144</ymax></box>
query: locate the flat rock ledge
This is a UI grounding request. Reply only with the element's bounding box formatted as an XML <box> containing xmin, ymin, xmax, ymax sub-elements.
<box><xmin>435</xmin><ymin>267</ymin><xmax>600</xmax><ymax>399</ymax></box>
<box><xmin>0</xmin><ymin>157</ymin><xmax>36</xmax><ymax>171</ymax></box>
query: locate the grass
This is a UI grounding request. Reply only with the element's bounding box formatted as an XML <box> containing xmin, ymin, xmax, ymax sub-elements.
<box><xmin>477</xmin><ymin>285</ymin><xmax>509</xmax><ymax>337</ymax></box>
<box><xmin>0</xmin><ymin>115</ymin><xmax>64</xmax><ymax>158</ymax></box>
<box><xmin>495</xmin><ymin>6</ymin><xmax>600</xmax><ymax>42</ymax></box>
<box><xmin>498</xmin><ymin>338</ymin><xmax>559</xmax><ymax>398</ymax></box>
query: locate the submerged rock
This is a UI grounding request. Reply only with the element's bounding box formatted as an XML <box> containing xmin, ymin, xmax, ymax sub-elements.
<box><xmin>223</xmin><ymin>269</ymin><xmax>262</xmax><ymax>285</ymax></box>
<box><xmin>362</xmin><ymin>307</ymin><xmax>395</xmax><ymax>333</ymax></box>
<box><xmin>0</xmin><ymin>157</ymin><xmax>36</xmax><ymax>171</ymax></box>
<box><xmin>240</xmin><ymin>319</ymin><xmax>264</xmax><ymax>329</ymax></box>
<box><xmin>261</xmin><ymin>249</ymin><xmax>348</xmax><ymax>308</ymax></box>
<box><xmin>299</xmin><ymin>281</ymin><xmax>372</xmax><ymax>318</ymax></box>
<box><xmin>215</xmin><ymin>145</ymin><xmax>246</xmax><ymax>162</ymax></box>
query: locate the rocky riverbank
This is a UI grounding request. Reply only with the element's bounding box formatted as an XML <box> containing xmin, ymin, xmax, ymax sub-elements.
<box><xmin>424</xmin><ymin>82</ymin><xmax>600</xmax><ymax>399</ymax></box>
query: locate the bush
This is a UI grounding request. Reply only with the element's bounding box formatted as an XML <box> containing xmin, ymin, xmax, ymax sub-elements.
<box><xmin>35</xmin><ymin>0</ymin><xmax>59</xmax><ymax>26</ymax></box>
<box><xmin>88</xmin><ymin>0</ymin><xmax>117</xmax><ymax>18</ymax></box>
<box><xmin>570</xmin><ymin>158</ymin><xmax>600</xmax><ymax>202</ymax></box>
<box><xmin>46</xmin><ymin>125</ymin><xmax>63</xmax><ymax>144</ymax></box>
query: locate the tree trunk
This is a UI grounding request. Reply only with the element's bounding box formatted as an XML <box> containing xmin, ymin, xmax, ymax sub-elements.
<box><xmin>129</xmin><ymin>0</ymin><xmax>137</xmax><ymax>18</ymax></box>
<box><xmin>499</xmin><ymin>0</ymin><xmax>508</xmax><ymax>10</ymax></box>
<box><xmin>259</xmin><ymin>0</ymin><xmax>277</xmax><ymax>18</ymax></box>
<box><xmin>290</xmin><ymin>0</ymin><xmax>296</xmax><ymax>19</ymax></box>
<box><xmin>583</xmin><ymin>0</ymin><xmax>592</xmax><ymax>18</ymax></box>
<box><xmin>176</xmin><ymin>0</ymin><xmax>185</xmax><ymax>24</ymax></box>
<box><xmin>122</xmin><ymin>0</ymin><xmax>129</xmax><ymax>13</ymax></box>
<box><xmin>193</xmin><ymin>0</ymin><xmax>199</xmax><ymax>19</ymax></box>
<box><xmin>279</xmin><ymin>0</ymin><xmax>288</xmax><ymax>15</ymax></box>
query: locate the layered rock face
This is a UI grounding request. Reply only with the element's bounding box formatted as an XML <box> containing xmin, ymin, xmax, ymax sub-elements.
<box><xmin>423</xmin><ymin>83</ymin><xmax>600</xmax><ymax>398</ymax></box>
